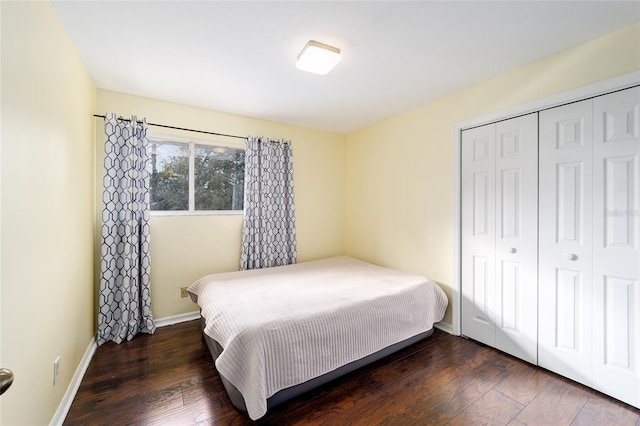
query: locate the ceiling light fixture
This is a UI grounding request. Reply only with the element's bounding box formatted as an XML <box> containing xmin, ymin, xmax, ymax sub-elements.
<box><xmin>296</xmin><ymin>40</ymin><xmax>341</xmax><ymax>75</ymax></box>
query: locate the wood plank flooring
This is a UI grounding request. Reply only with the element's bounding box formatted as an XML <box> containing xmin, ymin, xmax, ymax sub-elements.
<box><xmin>64</xmin><ymin>321</ymin><xmax>640</xmax><ymax>425</ymax></box>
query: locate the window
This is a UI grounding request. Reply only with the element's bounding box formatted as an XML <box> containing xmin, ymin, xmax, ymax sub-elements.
<box><xmin>148</xmin><ymin>139</ymin><xmax>244</xmax><ymax>213</ymax></box>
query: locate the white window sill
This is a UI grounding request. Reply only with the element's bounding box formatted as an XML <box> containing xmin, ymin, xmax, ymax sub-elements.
<box><xmin>150</xmin><ymin>210</ymin><xmax>244</xmax><ymax>217</ymax></box>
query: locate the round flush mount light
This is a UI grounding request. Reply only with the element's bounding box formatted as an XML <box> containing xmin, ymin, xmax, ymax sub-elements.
<box><xmin>296</xmin><ymin>40</ymin><xmax>342</xmax><ymax>75</ymax></box>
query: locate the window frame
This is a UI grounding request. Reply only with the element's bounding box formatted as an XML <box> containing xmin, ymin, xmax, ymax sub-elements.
<box><xmin>148</xmin><ymin>136</ymin><xmax>245</xmax><ymax>216</ymax></box>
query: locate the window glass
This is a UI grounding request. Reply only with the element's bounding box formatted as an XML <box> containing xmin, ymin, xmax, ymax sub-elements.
<box><xmin>194</xmin><ymin>145</ymin><xmax>245</xmax><ymax>211</ymax></box>
<box><xmin>148</xmin><ymin>141</ymin><xmax>189</xmax><ymax>211</ymax></box>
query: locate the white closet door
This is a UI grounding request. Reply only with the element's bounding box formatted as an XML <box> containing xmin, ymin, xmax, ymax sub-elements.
<box><xmin>461</xmin><ymin>124</ymin><xmax>496</xmax><ymax>348</ymax></box>
<box><xmin>592</xmin><ymin>87</ymin><xmax>640</xmax><ymax>408</ymax></box>
<box><xmin>461</xmin><ymin>114</ymin><xmax>538</xmax><ymax>363</ymax></box>
<box><xmin>494</xmin><ymin>114</ymin><xmax>538</xmax><ymax>364</ymax></box>
<box><xmin>539</xmin><ymin>99</ymin><xmax>593</xmax><ymax>386</ymax></box>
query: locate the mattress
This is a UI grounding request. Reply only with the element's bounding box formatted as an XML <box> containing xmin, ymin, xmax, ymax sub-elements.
<box><xmin>188</xmin><ymin>256</ymin><xmax>448</xmax><ymax>420</ymax></box>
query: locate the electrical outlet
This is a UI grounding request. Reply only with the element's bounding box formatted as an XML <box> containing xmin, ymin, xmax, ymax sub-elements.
<box><xmin>53</xmin><ymin>356</ymin><xmax>60</xmax><ymax>386</ymax></box>
<box><xmin>181</xmin><ymin>287</ymin><xmax>188</xmax><ymax>298</ymax></box>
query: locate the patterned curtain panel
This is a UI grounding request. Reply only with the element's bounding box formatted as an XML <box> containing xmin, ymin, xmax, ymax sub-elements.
<box><xmin>98</xmin><ymin>113</ymin><xmax>156</xmax><ymax>345</ymax></box>
<box><xmin>241</xmin><ymin>136</ymin><xmax>297</xmax><ymax>270</ymax></box>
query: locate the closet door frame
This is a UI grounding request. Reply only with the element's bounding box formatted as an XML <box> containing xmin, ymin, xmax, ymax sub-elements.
<box><xmin>451</xmin><ymin>71</ymin><xmax>640</xmax><ymax>336</ymax></box>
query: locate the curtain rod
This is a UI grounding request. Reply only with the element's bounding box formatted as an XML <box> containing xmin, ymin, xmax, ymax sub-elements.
<box><xmin>93</xmin><ymin>114</ymin><xmax>246</xmax><ymax>140</ymax></box>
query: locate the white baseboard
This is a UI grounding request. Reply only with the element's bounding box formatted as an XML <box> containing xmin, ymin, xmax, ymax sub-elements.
<box><xmin>434</xmin><ymin>321</ymin><xmax>455</xmax><ymax>335</ymax></box>
<box><xmin>50</xmin><ymin>336</ymin><xmax>97</xmax><ymax>426</ymax></box>
<box><xmin>154</xmin><ymin>311</ymin><xmax>201</xmax><ymax>327</ymax></box>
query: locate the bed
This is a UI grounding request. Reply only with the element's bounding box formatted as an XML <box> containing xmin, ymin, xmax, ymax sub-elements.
<box><xmin>187</xmin><ymin>256</ymin><xmax>448</xmax><ymax>420</ymax></box>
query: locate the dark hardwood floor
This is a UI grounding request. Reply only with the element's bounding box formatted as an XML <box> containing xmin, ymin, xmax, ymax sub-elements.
<box><xmin>64</xmin><ymin>321</ymin><xmax>640</xmax><ymax>425</ymax></box>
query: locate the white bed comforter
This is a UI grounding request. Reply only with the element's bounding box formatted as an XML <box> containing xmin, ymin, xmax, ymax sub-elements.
<box><xmin>187</xmin><ymin>256</ymin><xmax>448</xmax><ymax>420</ymax></box>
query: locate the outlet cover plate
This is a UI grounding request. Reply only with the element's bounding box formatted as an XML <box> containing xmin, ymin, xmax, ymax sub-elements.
<box><xmin>53</xmin><ymin>356</ymin><xmax>60</xmax><ymax>386</ymax></box>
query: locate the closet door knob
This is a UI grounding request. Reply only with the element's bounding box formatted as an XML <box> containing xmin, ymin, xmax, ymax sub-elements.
<box><xmin>509</xmin><ymin>247</ymin><xmax>517</xmax><ymax>254</ymax></box>
<box><xmin>565</xmin><ymin>253</ymin><xmax>579</xmax><ymax>261</ymax></box>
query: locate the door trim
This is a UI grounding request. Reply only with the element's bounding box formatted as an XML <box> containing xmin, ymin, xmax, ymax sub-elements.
<box><xmin>451</xmin><ymin>71</ymin><xmax>640</xmax><ymax>336</ymax></box>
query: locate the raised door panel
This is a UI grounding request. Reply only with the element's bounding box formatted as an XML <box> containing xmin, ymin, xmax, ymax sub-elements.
<box><xmin>592</xmin><ymin>87</ymin><xmax>640</xmax><ymax>408</ymax></box>
<box><xmin>461</xmin><ymin>124</ymin><xmax>496</xmax><ymax>347</ymax></box>
<box><xmin>538</xmin><ymin>99</ymin><xmax>593</xmax><ymax>386</ymax></box>
<box><xmin>494</xmin><ymin>114</ymin><xmax>538</xmax><ymax>364</ymax></box>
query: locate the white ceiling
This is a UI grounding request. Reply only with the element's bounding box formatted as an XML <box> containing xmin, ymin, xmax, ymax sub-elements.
<box><xmin>52</xmin><ymin>1</ymin><xmax>640</xmax><ymax>134</ymax></box>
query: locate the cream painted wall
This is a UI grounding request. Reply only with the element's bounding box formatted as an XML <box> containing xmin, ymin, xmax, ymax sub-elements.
<box><xmin>345</xmin><ymin>22</ymin><xmax>640</xmax><ymax>326</ymax></box>
<box><xmin>95</xmin><ymin>90</ymin><xmax>346</xmax><ymax>319</ymax></box>
<box><xmin>1</xmin><ymin>2</ymin><xmax>96</xmax><ymax>425</ymax></box>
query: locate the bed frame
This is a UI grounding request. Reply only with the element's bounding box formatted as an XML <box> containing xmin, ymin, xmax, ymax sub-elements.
<box><xmin>201</xmin><ymin>317</ymin><xmax>433</xmax><ymax>414</ymax></box>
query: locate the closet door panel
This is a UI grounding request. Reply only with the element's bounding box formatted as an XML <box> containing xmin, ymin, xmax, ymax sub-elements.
<box><xmin>461</xmin><ymin>124</ymin><xmax>496</xmax><ymax>347</ymax></box>
<box><xmin>592</xmin><ymin>87</ymin><xmax>640</xmax><ymax>408</ymax></box>
<box><xmin>539</xmin><ymin>100</ymin><xmax>593</xmax><ymax>386</ymax></box>
<box><xmin>494</xmin><ymin>114</ymin><xmax>538</xmax><ymax>364</ymax></box>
